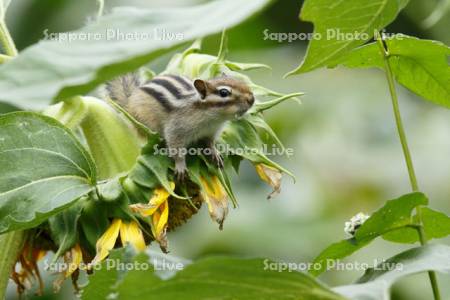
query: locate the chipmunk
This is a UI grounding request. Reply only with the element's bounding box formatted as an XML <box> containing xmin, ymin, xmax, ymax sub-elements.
<box><xmin>106</xmin><ymin>73</ymin><xmax>255</xmax><ymax>179</ymax></box>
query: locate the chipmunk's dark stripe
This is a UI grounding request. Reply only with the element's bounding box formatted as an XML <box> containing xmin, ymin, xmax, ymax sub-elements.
<box><xmin>193</xmin><ymin>100</ymin><xmax>237</xmax><ymax>109</ymax></box>
<box><xmin>167</xmin><ymin>75</ymin><xmax>194</xmax><ymax>91</ymax></box>
<box><xmin>140</xmin><ymin>86</ymin><xmax>173</xmax><ymax>112</ymax></box>
<box><xmin>151</xmin><ymin>78</ymin><xmax>184</xmax><ymax>99</ymax></box>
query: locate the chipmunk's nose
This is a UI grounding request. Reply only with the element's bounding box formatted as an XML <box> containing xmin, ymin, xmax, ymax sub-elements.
<box><xmin>247</xmin><ymin>95</ymin><xmax>255</xmax><ymax>106</ymax></box>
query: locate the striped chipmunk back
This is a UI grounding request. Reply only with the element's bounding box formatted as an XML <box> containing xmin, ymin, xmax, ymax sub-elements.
<box><xmin>105</xmin><ymin>72</ymin><xmax>254</xmax><ymax>179</ymax></box>
<box><xmin>139</xmin><ymin>75</ymin><xmax>199</xmax><ymax>112</ymax></box>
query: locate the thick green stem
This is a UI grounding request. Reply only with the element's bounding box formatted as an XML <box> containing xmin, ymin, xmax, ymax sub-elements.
<box><xmin>79</xmin><ymin>97</ymin><xmax>141</xmax><ymax>180</ymax></box>
<box><xmin>0</xmin><ymin>231</ymin><xmax>25</xmax><ymax>300</ymax></box>
<box><xmin>46</xmin><ymin>96</ymin><xmax>142</xmax><ymax>180</ymax></box>
<box><xmin>375</xmin><ymin>32</ymin><xmax>441</xmax><ymax>300</ymax></box>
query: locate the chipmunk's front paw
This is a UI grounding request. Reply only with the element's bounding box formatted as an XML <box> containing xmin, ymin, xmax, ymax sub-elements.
<box><xmin>211</xmin><ymin>150</ymin><xmax>224</xmax><ymax>169</ymax></box>
<box><xmin>174</xmin><ymin>162</ymin><xmax>188</xmax><ymax>182</ymax></box>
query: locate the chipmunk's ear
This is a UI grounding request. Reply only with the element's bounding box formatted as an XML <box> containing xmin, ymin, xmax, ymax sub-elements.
<box><xmin>194</xmin><ymin>79</ymin><xmax>208</xmax><ymax>99</ymax></box>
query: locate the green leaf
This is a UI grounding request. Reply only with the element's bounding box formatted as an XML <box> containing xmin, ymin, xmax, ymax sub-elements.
<box><xmin>121</xmin><ymin>177</ymin><xmax>151</xmax><ymax>205</ymax></box>
<box><xmin>125</xmin><ymin>136</ymin><xmax>184</xmax><ymax>200</ymax></box>
<box><xmin>121</xmin><ymin>257</ymin><xmax>346</xmax><ymax>300</ymax></box>
<box><xmin>287</xmin><ymin>0</ymin><xmax>409</xmax><ymax>75</ymax></box>
<box><xmin>329</xmin><ymin>35</ymin><xmax>450</xmax><ymax>108</ymax></box>
<box><xmin>311</xmin><ymin>192</ymin><xmax>427</xmax><ymax>276</ymax></box>
<box><xmin>48</xmin><ymin>199</ymin><xmax>84</xmax><ymax>260</ymax></box>
<box><xmin>383</xmin><ymin>207</ymin><xmax>450</xmax><ymax>243</ymax></box>
<box><xmin>355</xmin><ymin>192</ymin><xmax>427</xmax><ymax>239</ymax></box>
<box><xmin>83</xmin><ymin>254</ymin><xmax>346</xmax><ymax>300</ymax></box>
<box><xmin>79</xmin><ymin>199</ymin><xmax>109</xmax><ymax>250</ymax></box>
<box><xmin>0</xmin><ymin>0</ymin><xmax>272</xmax><ymax>110</ymax></box>
<box><xmin>127</xmin><ymin>164</ymin><xmax>159</xmax><ymax>190</ymax></box>
<box><xmin>217</xmin><ymin>164</ymin><xmax>238</xmax><ymax>207</ymax></box>
<box><xmin>225</xmin><ymin>61</ymin><xmax>271</xmax><ymax>71</ymax></box>
<box><xmin>138</xmin><ymin>154</ymin><xmax>184</xmax><ymax>199</ymax></box>
<box><xmin>334</xmin><ymin>244</ymin><xmax>450</xmax><ymax>300</ymax></box>
<box><xmin>245</xmin><ymin>113</ymin><xmax>285</xmax><ymax>151</ymax></box>
<box><xmin>310</xmin><ymin>238</ymin><xmax>373</xmax><ymax>276</ymax></box>
<box><xmin>0</xmin><ymin>102</ymin><xmax>18</xmax><ymax>114</ymax></box>
<box><xmin>250</xmin><ymin>92</ymin><xmax>303</xmax><ymax>113</ymax></box>
<box><xmin>82</xmin><ymin>248</ymin><xmax>137</xmax><ymax>300</ymax></box>
<box><xmin>220</xmin><ymin>119</ymin><xmax>294</xmax><ymax>178</ymax></box>
<box><xmin>0</xmin><ymin>112</ymin><xmax>96</xmax><ymax>233</ymax></box>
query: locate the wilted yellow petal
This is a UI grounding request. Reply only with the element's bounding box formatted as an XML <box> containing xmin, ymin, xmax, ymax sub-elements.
<box><xmin>13</xmin><ymin>245</ymin><xmax>46</xmax><ymax>295</ymax></box>
<box><xmin>150</xmin><ymin>210</ymin><xmax>160</xmax><ymax>237</ymax></box>
<box><xmin>151</xmin><ymin>201</ymin><xmax>169</xmax><ymax>251</ymax></box>
<box><xmin>255</xmin><ymin>164</ymin><xmax>282</xmax><ymax>199</ymax></box>
<box><xmin>130</xmin><ymin>202</ymin><xmax>155</xmax><ymax>216</ymax></box>
<box><xmin>130</xmin><ymin>182</ymin><xmax>175</xmax><ymax>216</ymax></box>
<box><xmin>200</xmin><ymin>176</ymin><xmax>228</xmax><ymax>229</ymax></box>
<box><xmin>156</xmin><ymin>202</ymin><xmax>169</xmax><ymax>238</ymax></box>
<box><xmin>65</xmin><ymin>244</ymin><xmax>83</xmax><ymax>277</ymax></box>
<box><xmin>128</xmin><ymin>183</ymin><xmax>174</xmax><ymax>252</ymax></box>
<box><xmin>36</xmin><ymin>250</ymin><xmax>47</xmax><ymax>262</ymax></box>
<box><xmin>91</xmin><ymin>218</ymin><xmax>121</xmax><ymax>265</ymax></box>
<box><xmin>120</xmin><ymin>221</ymin><xmax>146</xmax><ymax>251</ymax></box>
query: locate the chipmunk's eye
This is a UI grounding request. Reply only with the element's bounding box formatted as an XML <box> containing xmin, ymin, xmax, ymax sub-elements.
<box><xmin>218</xmin><ymin>88</ymin><xmax>231</xmax><ymax>98</ymax></box>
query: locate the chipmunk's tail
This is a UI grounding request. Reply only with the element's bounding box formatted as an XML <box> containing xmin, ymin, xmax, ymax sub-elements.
<box><xmin>105</xmin><ymin>73</ymin><xmax>141</xmax><ymax>108</ymax></box>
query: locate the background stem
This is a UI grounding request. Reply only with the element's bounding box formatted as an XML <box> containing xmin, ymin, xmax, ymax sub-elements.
<box><xmin>96</xmin><ymin>0</ymin><xmax>104</xmax><ymax>20</ymax></box>
<box><xmin>375</xmin><ymin>32</ymin><xmax>441</xmax><ymax>300</ymax></box>
<box><xmin>0</xmin><ymin>231</ymin><xmax>25</xmax><ymax>300</ymax></box>
<box><xmin>0</xmin><ymin>20</ymin><xmax>17</xmax><ymax>56</ymax></box>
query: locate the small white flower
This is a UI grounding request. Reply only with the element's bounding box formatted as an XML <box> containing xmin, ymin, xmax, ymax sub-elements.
<box><xmin>344</xmin><ymin>212</ymin><xmax>370</xmax><ymax>236</ymax></box>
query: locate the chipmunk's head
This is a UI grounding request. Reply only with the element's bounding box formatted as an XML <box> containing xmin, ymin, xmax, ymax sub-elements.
<box><xmin>193</xmin><ymin>75</ymin><xmax>254</xmax><ymax>118</ymax></box>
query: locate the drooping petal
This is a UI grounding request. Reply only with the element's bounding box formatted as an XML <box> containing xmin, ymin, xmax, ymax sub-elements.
<box><xmin>65</xmin><ymin>244</ymin><xmax>83</xmax><ymax>277</ymax></box>
<box><xmin>200</xmin><ymin>176</ymin><xmax>229</xmax><ymax>229</ymax></box>
<box><xmin>129</xmin><ymin>183</ymin><xmax>174</xmax><ymax>252</ymax></box>
<box><xmin>119</xmin><ymin>221</ymin><xmax>146</xmax><ymax>251</ymax></box>
<box><xmin>12</xmin><ymin>245</ymin><xmax>47</xmax><ymax>296</ymax></box>
<box><xmin>53</xmin><ymin>243</ymin><xmax>84</xmax><ymax>293</ymax></box>
<box><xmin>150</xmin><ymin>201</ymin><xmax>169</xmax><ymax>252</ymax></box>
<box><xmin>255</xmin><ymin>163</ymin><xmax>282</xmax><ymax>199</ymax></box>
<box><xmin>91</xmin><ymin>218</ymin><xmax>121</xmax><ymax>265</ymax></box>
<box><xmin>130</xmin><ymin>182</ymin><xmax>174</xmax><ymax>216</ymax></box>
